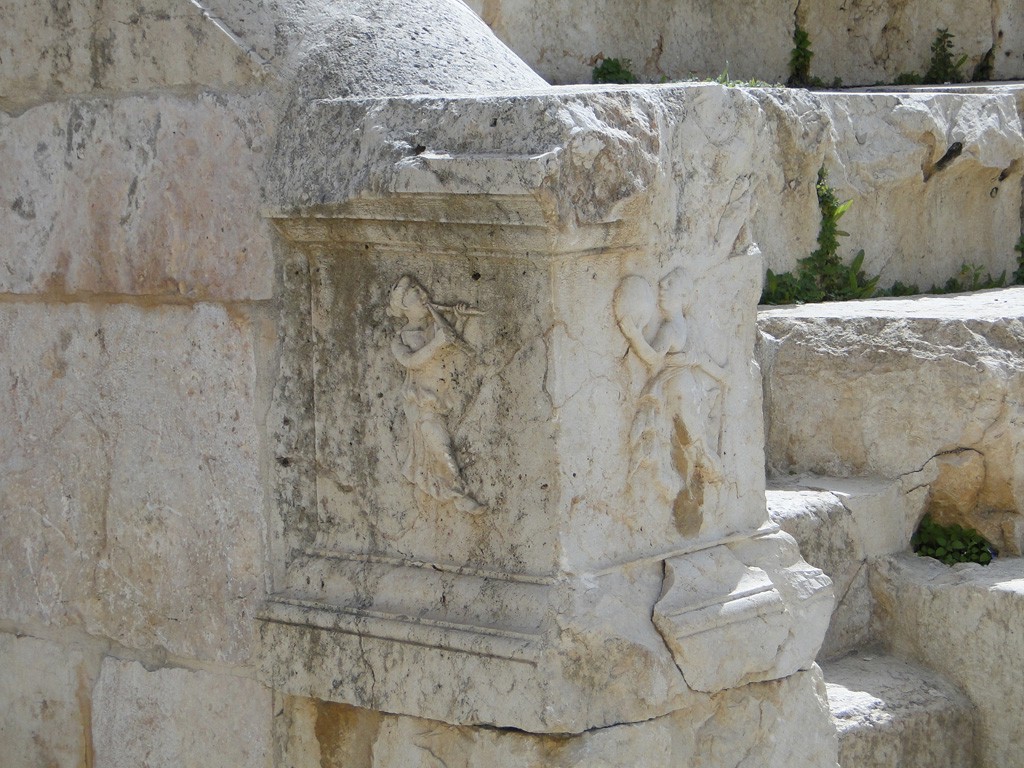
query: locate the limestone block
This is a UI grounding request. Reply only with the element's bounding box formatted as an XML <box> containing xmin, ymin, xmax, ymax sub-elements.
<box><xmin>759</xmin><ymin>289</ymin><xmax>1024</xmax><ymax>554</ymax></box>
<box><xmin>653</xmin><ymin>533</ymin><xmax>833</xmax><ymax>692</ymax></box>
<box><xmin>768</xmin><ymin>476</ymin><xmax>927</xmax><ymax>658</ymax></box>
<box><xmin>0</xmin><ymin>94</ymin><xmax>275</xmax><ymax>300</ymax></box>
<box><xmin>464</xmin><ymin>0</ymin><xmax>1024</xmax><ymax>86</ymax></box>
<box><xmin>0</xmin><ymin>634</ymin><xmax>88</xmax><ymax>768</ymax></box>
<box><xmin>464</xmin><ymin>0</ymin><xmax>795</xmax><ymax>85</ymax></box>
<box><xmin>824</xmin><ymin>653</ymin><xmax>976</xmax><ymax>768</ymax></box>
<box><xmin>653</xmin><ymin>547</ymin><xmax>791</xmax><ymax>692</ymax></box>
<box><xmin>750</xmin><ymin>89</ymin><xmax>1024</xmax><ymax>289</ymax></box>
<box><xmin>260</xmin><ymin>86</ymin><xmax>830</xmax><ymax>732</ymax></box>
<box><xmin>92</xmin><ymin>658</ymin><xmax>271</xmax><ymax>767</ymax></box>
<box><xmin>872</xmin><ymin>554</ymin><xmax>1024</xmax><ymax>767</ymax></box>
<box><xmin>801</xmin><ymin>1</ymin><xmax>993</xmax><ymax>87</ymax></box>
<box><xmin>0</xmin><ymin>0</ymin><xmax>263</xmax><ymax>110</ymax></box>
<box><xmin>769</xmin><ymin>487</ymin><xmax>869</xmax><ymax>658</ymax></box>
<box><xmin>994</xmin><ymin>5</ymin><xmax>1024</xmax><ymax>81</ymax></box>
<box><xmin>276</xmin><ymin>668</ymin><xmax>838</xmax><ymax>768</ymax></box>
<box><xmin>189</xmin><ymin>0</ymin><xmax>546</xmax><ymax>101</ymax></box>
<box><xmin>0</xmin><ymin>302</ymin><xmax>266</xmax><ymax>662</ymax></box>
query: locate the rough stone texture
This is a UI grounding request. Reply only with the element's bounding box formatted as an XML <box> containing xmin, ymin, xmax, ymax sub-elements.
<box><xmin>824</xmin><ymin>652</ymin><xmax>976</xmax><ymax>768</ymax></box>
<box><xmin>464</xmin><ymin>0</ymin><xmax>794</xmax><ymax>85</ymax></box>
<box><xmin>271</xmin><ymin>71</ymin><xmax>1024</xmax><ymax>279</ymax></box>
<box><xmin>260</xmin><ymin>85</ymin><xmax>832</xmax><ymax>734</ymax></box>
<box><xmin>768</xmin><ymin>475</ymin><xmax>927</xmax><ymax>659</ymax></box>
<box><xmin>199</xmin><ymin>0</ymin><xmax>547</xmax><ymax>99</ymax></box>
<box><xmin>9</xmin><ymin>1</ymin><xmax>1020</xmax><ymax>764</ymax></box>
<box><xmin>463</xmin><ymin>0</ymin><xmax>1024</xmax><ymax>86</ymax></box>
<box><xmin>749</xmin><ymin>88</ymin><xmax>1024</xmax><ymax>290</ymax></box>
<box><xmin>0</xmin><ymin>93</ymin><xmax>276</xmax><ymax>300</ymax></box>
<box><xmin>759</xmin><ymin>288</ymin><xmax>1024</xmax><ymax>555</ymax></box>
<box><xmin>0</xmin><ymin>0</ymin><xmax>544</xmax><ymax>113</ymax></box>
<box><xmin>872</xmin><ymin>553</ymin><xmax>1024</xmax><ymax>768</ymax></box>
<box><xmin>276</xmin><ymin>669</ymin><xmax>838</xmax><ymax>768</ymax></box>
<box><xmin>0</xmin><ymin>301</ymin><xmax>267</xmax><ymax>662</ymax></box>
<box><xmin>92</xmin><ymin>658</ymin><xmax>272</xmax><ymax>767</ymax></box>
<box><xmin>0</xmin><ymin>0</ymin><xmax>264</xmax><ymax>112</ymax></box>
<box><xmin>800</xmin><ymin>1</ymin><xmax>993</xmax><ymax>87</ymax></box>
<box><xmin>0</xmin><ymin>634</ymin><xmax>89</xmax><ymax>768</ymax></box>
<box><xmin>993</xmin><ymin>4</ymin><xmax>1024</xmax><ymax>81</ymax></box>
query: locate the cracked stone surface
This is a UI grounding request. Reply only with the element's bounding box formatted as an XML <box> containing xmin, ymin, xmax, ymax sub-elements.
<box><xmin>276</xmin><ymin>668</ymin><xmax>838</xmax><ymax>768</ymax></box>
<box><xmin>9</xmin><ymin>0</ymin><xmax>1016</xmax><ymax>763</ymax></box>
<box><xmin>748</xmin><ymin>88</ymin><xmax>1024</xmax><ymax>291</ymax></box>
<box><xmin>759</xmin><ymin>288</ymin><xmax>1024</xmax><ymax>554</ymax></box>
<box><xmin>768</xmin><ymin>475</ymin><xmax>927</xmax><ymax>659</ymax></box>
<box><xmin>260</xmin><ymin>85</ymin><xmax>833</xmax><ymax>735</ymax></box>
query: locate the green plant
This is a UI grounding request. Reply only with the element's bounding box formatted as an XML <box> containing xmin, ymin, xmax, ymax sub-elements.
<box><xmin>912</xmin><ymin>514</ymin><xmax>996</xmax><ymax>565</ymax></box>
<box><xmin>877</xmin><ymin>280</ymin><xmax>921</xmax><ymax>296</ymax></box>
<box><xmin>894</xmin><ymin>71</ymin><xmax>923</xmax><ymax>85</ymax></box>
<box><xmin>876</xmin><ymin>261</ymin><xmax>1010</xmax><ymax>298</ymax></box>
<box><xmin>788</xmin><ymin>25</ymin><xmax>814</xmax><ymax>86</ymax></box>
<box><xmin>761</xmin><ymin>168</ymin><xmax>879</xmax><ymax>304</ymax></box>
<box><xmin>939</xmin><ymin>263</ymin><xmax>1005</xmax><ymax>293</ymax></box>
<box><xmin>592</xmin><ymin>57</ymin><xmax>636</xmax><ymax>84</ymax></box>
<box><xmin>924</xmin><ymin>28</ymin><xmax>968</xmax><ymax>83</ymax></box>
<box><xmin>711</xmin><ymin>64</ymin><xmax>778</xmax><ymax>88</ymax></box>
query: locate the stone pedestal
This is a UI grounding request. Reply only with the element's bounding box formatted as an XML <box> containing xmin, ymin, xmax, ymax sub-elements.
<box><xmin>257</xmin><ymin>87</ymin><xmax>836</xmax><ymax>762</ymax></box>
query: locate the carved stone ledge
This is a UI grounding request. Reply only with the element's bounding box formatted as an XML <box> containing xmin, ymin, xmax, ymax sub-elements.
<box><xmin>653</xmin><ymin>532</ymin><xmax>833</xmax><ymax>693</ymax></box>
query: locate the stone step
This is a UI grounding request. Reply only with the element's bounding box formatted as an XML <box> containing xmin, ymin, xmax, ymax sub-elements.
<box><xmin>767</xmin><ymin>476</ymin><xmax>923</xmax><ymax>659</ymax></box>
<box><xmin>872</xmin><ymin>553</ymin><xmax>1024</xmax><ymax>767</ymax></box>
<box><xmin>823</xmin><ymin>652</ymin><xmax>976</xmax><ymax>768</ymax></box>
<box><xmin>758</xmin><ymin>288</ymin><xmax>1024</xmax><ymax>557</ymax></box>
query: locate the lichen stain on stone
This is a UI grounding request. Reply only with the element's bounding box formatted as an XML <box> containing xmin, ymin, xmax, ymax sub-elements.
<box><xmin>671</xmin><ymin>416</ymin><xmax>703</xmax><ymax>536</ymax></box>
<box><xmin>314</xmin><ymin>701</ymin><xmax>381</xmax><ymax>768</ymax></box>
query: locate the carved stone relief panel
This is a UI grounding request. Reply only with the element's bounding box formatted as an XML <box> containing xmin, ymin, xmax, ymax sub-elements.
<box><xmin>614</xmin><ymin>267</ymin><xmax>727</xmax><ymax>537</ymax></box>
<box><xmin>308</xmin><ymin>254</ymin><xmax>558</xmax><ymax>576</ymax></box>
<box><xmin>387</xmin><ymin>275</ymin><xmax>485</xmax><ymax>514</ymax></box>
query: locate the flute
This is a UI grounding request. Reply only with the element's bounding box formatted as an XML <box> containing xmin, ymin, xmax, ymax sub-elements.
<box><xmin>430</xmin><ymin>302</ymin><xmax>483</xmax><ymax>317</ymax></box>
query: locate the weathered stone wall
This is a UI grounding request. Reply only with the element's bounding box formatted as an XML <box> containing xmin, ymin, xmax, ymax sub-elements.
<box><xmin>748</xmin><ymin>86</ymin><xmax>1024</xmax><ymax>290</ymax></box>
<box><xmin>1</xmin><ymin>7</ymin><xmax>278</xmax><ymax>761</ymax></box>
<box><xmin>463</xmin><ymin>0</ymin><xmax>1024</xmax><ymax>87</ymax></box>
<box><xmin>2</xmin><ymin>0</ymin><xmax>1021</xmax><ymax>765</ymax></box>
<box><xmin>0</xmin><ymin>0</ymin><xmax>542</xmax><ymax>764</ymax></box>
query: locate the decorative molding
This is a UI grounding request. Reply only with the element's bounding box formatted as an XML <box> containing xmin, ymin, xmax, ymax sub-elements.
<box><xmin>652</xmin><ymin>545</ymin><xmax>789</xmax><ymax>693</ymax></box>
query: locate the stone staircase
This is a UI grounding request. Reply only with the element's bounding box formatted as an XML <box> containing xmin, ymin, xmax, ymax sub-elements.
<box><xmin>759</xmin><ymin>287</ymin><xmax>1024</xmax><ymax>768</ymax></box>
<box><xmin>824</xmin><ymin>652</ymin><xmax>975</xmax><ymax>768</ymax></box>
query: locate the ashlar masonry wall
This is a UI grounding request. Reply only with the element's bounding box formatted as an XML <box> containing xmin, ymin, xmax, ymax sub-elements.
<box><xmin>1</xmin><ymin>1</ymin><xmax>1021</xmax><ymax>766</ymax></box>
<box><xmin>464</xmin><ymin>0</ymin><xmax>1024</xmax><ymax>87</ymax></box>
<box><xmin>0</xmin><ymin>0</ymin><xmax>543</xmax><ymax>765</ymax></box>
<box><xmin>0</xmin><ymin>3</ymin><xmax>279</xmax><ymax>763</ymax></box>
